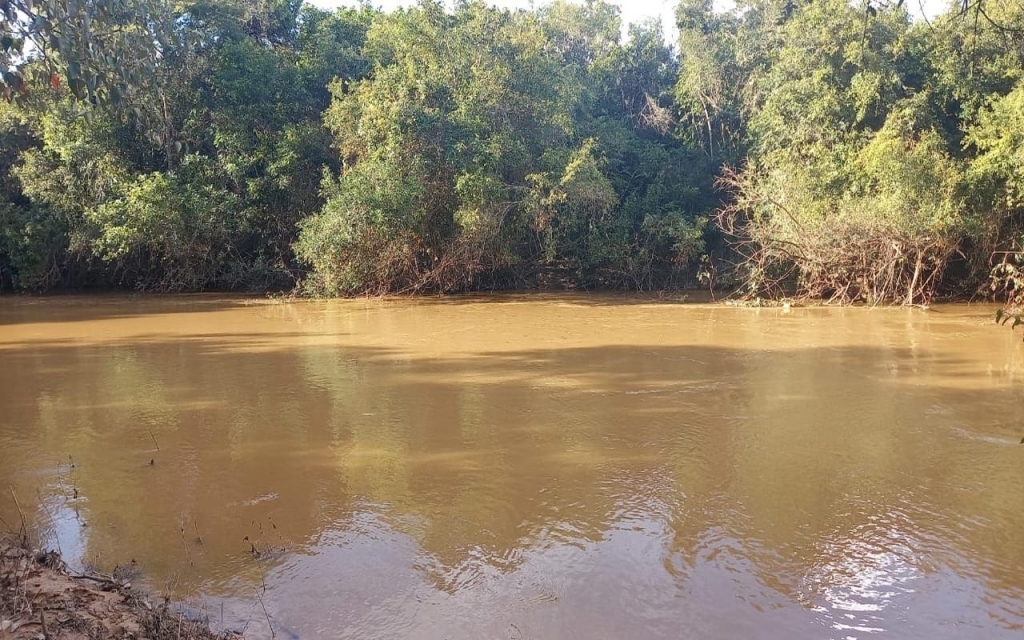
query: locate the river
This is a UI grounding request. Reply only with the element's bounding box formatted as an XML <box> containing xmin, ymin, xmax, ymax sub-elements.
<box><xmin>1</xmin><ymin>295</ymin><xmax>1023</xmax><ymax>639</ymax></box>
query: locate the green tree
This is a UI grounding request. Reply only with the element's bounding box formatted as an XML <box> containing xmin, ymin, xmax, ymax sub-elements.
<box><xmin>714</xmin><ymin>0</ymin><xmax>979</xmax><ymax>304</ymax></box>
<box><xmin>1</xmin><ymin>0</ymin><xmax>175</xmax><ymax>105</ymax></box>
<box><xmin>296</xmin><ymin>0</ymin><xmax>710</xmax><ymax>295</ymax></box>
<box><xmin>1</xmin><ymin>0</ymin><xmax>373</xmax><ymax>291</ymax></box>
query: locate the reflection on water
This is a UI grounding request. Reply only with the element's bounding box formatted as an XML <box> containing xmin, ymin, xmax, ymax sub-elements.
<box><xmin>2</xmin><ymin>295</ymin><xmax>1024</xmax><ymax>639</ymax></box>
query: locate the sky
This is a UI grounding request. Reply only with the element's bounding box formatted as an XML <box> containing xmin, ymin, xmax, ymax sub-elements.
<box><xmin>306</xmin><ymin>0</ymin><xmax>952</xmax><ymax>41</ymax></box>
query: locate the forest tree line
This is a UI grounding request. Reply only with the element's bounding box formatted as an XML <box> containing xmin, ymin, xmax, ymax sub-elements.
<box><xmin>0</xmin><ymin>0</ymin><xmax>1022</xmax><ymax>303</ymax></box>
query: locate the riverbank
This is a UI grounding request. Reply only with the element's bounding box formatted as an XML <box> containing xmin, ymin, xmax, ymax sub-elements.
<box><xmin>0</xmin><ymin>541</ymin><xmax>234</xmax><ymax>640</ymax></box>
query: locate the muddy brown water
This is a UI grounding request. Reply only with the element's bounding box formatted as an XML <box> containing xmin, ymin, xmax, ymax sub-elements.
<box><xmin>1</xmin><ymin>295</ymin><xmax>1024</xmax><ymax>639</ymax></box>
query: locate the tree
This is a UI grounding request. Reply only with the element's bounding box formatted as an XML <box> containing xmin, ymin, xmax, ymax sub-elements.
<box><xmin>0</xmin><ymin>0</ymin><xmax>373</xmax><ymax>291</ymax></box>
<box><xmin>711</xmin><ymin>0</ymin><xmax>986</xmax><ymax>304</ymax></box>
<box><xmin>5</xmin><ymin>0</ymin><xmax>1022</xmax><ymax>301</ymax></box>
<box><xmin>295</xmin><ymin>0</ymin><xmax>710</xmax><ymax>295</ymax></box>
<box><xmin>1</xmin><ymin>0</ymin><xmax>175</xmax><ymax>105</ymax></box>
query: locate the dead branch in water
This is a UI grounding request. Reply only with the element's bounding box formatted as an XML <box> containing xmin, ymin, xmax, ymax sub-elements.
<box><xmin>8</xmin><ymin>487</ymin><xmax>28</xmax><ymax>545</ymax></box>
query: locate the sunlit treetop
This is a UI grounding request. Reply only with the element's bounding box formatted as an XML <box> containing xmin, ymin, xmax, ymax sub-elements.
<box><xmin>0</xmin><ymin>0</ymin><xmax>176</xmax><ymax>104</ymax></box>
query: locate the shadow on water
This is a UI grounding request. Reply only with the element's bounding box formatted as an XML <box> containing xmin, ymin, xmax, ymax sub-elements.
<box><xmin>0</xmin><ymin>320</ymin><xmax>1022</xmax><ymax>638</ymax></box>
<box><xmin>0</xmin><ymin>291</ymin><xmax>714</xmax><ymax>326</ymax></box>
<box><xmin>368</xmin><ymin>290</ymin><xmax>711</xmax><ymax>307</ymax></box>
<box><xmin>0</xmin><ymin>294</ymin><xmax>257</xmax><ymax>325</ymax></box>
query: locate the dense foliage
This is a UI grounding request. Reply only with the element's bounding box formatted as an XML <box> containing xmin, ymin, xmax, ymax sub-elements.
<box><xmin>1</xmin><ymin>0</ymin><xmax>1024</xmax><ymax>301</ymax></box>
<box><xmin>708</xmin><ymin>0</ymin><xmax>1024</xmax><ymax>304</ymax></box>
<box><xmin>295</xmin><ymin>1</ymin><xmax>711</xmax><ymax>294</ymax></box>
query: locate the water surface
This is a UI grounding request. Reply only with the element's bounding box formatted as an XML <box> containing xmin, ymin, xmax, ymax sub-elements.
<box><xmin>1</xmin><ymin>295</ymin><xmax>1023</xmax><ymax>639</ymax></box>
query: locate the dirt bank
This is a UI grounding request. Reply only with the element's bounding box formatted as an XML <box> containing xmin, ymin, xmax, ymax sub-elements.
<box><xmin>0</xmin><ymin>542</ymin><xmax>236</xmax><ymax>640</ymax></box>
